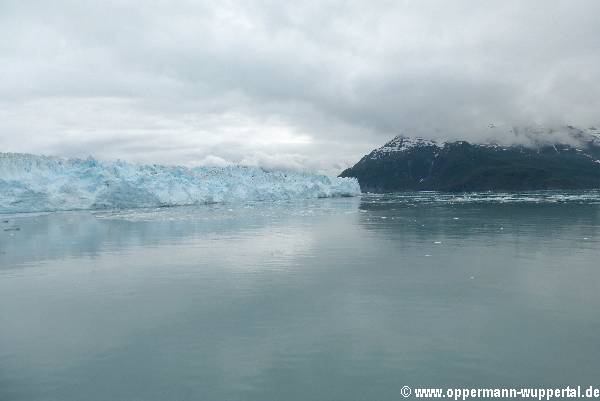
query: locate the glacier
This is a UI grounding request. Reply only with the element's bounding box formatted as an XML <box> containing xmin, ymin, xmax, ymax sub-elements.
<box><xmin>0</xmin><ymin>153</ymin><xmax>361</xmax><ymax>213</ymax></box>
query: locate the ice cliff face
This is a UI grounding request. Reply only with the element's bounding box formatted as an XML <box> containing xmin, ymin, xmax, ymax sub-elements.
<box><xmin>0</xmin><ymin>153</ymin><xmax>361</xmax><ymax>213</ymax></box>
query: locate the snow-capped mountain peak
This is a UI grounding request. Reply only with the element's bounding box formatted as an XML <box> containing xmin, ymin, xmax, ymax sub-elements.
<box><xmin>370</xmin><ymin>136</ymin><xmax>444</xmax><ymax>159</ymax></box>
<box><xmin>369</xmin><ymin>126</ymin><xmax>600</xmax><ymax>160</ymax></box>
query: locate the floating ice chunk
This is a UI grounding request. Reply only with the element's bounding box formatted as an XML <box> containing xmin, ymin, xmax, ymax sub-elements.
<box><xmin>0</xmin><ymin>153</ymin><xmax>361</xmax><ymax>213</ymax></box>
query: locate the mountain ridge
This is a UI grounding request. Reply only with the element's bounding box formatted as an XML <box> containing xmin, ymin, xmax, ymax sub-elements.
<box><xmin>340</xmin><ymin>127</ymin><xmax>600</xmax><ymax>192</ymax></box>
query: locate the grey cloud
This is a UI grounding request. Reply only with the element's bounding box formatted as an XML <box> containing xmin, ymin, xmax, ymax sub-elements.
<box><xmin>1</xmin><ymin>0</ymin><xmax>600</xmax><ymax>174</ymax></box>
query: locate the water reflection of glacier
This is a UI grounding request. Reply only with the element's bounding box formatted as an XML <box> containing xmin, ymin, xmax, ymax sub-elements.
<box><xmin>0</xmin><ymin>197</ymin><xmax>362</xmax><ymax>269</ymax></box>
<box><xmin>3</xmin><ymin>193</ymin><xmax>600</xmax><ymax>271</ymax></box>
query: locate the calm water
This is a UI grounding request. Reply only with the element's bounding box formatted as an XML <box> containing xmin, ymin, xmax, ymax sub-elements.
<box><xmin>1</xmin><ymin>193</ymin><xmax>600</xmax><ymax>401</ymax></box>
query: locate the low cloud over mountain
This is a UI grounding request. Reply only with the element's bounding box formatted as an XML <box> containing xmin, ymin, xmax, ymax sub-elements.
<box><xmin>2</xmin><ymin>1</ymin><xmax>600</xmax><ymax>174</ymax></box>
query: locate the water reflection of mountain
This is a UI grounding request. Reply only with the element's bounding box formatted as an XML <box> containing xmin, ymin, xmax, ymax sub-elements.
<box><xmin>357</xmin><ymin>194</ymin><xmax>600</xmax><ymax>243</ymax></box>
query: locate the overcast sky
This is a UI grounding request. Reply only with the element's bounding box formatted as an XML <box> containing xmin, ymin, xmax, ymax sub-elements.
<box><xmin>2</xmin><ymin>1</ymin><xmax>600</xmax><ymax>174</ymax></box>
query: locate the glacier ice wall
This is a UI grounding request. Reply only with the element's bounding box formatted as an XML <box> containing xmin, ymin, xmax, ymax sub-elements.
<box><xmin>0</xmin><ymin>153</ymin><xmax>361</xmax><ymax>213</ymax></box>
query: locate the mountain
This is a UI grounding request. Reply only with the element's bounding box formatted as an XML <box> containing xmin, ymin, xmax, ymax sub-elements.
<box><xmin>339</xmin><ymin>127</ymin><xmax>600</xmax><ymax>192</ymax></box>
